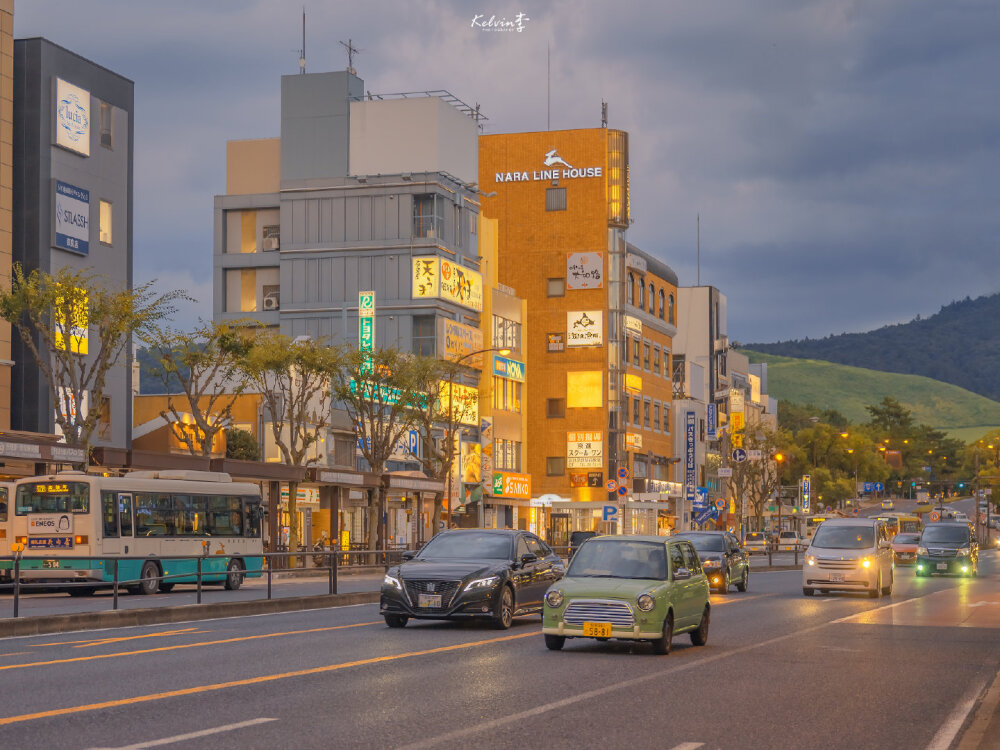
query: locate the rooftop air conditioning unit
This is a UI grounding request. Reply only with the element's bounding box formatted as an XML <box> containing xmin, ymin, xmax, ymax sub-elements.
<box><xmin>262</xmin><ymin>286</ymin><xmax>280</xmax><ymax>311</ymax></box>
<box><xmin>263</xmin><ymin>236</ymin><xmax>280</xmax><ymax>251</ymax></box>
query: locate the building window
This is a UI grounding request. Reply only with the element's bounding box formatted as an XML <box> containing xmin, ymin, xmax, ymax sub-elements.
<box><xmin>547</xmin><ymin>278</ymin><xmax>565</xmax><ymax>297</ymax></box>
<box><xmin>546</xmin><ymin>188</ymin><xmax>567</xmax><ymax>211</ymax></box>
<box><xmin>668</xmin><ymin>293</ymin><xmax>675</xmax><ymax>325</ymax></box>
<box><xmin>653</xmin><ymin>347</ymin><xmax>661</xmax><ymax>375</ymax></box>
<box><xmin>493</xmin><ymin>316</ymin><xmax>521</xmax><ymax>352</ymax></box>
<box><xmin>492</xmin><ymin>376</ymin><xmax>522</xmax><ymax>413</ymax></box>
<box><xmin>648</xmin><ymin>283</ymin><xmax>655</xmax><ymax>314</ymax></box>
<box><xmin>546</xmin><ymin>457</ymin><xmax>566</xmax><ymax>476</ymax></box>
<box><xmin>653</xmin><ymin>402</ymin><xmax>660</xmax><ymax>432</ymax></box>
<box><xmin>412</xmin><ymin>315</ymin><xmax>436</xmax><ymax>356</ymax></box>
<box><xmin>100</xmin><ymin>101</ymin><xmax>112</xmax><ymax>149</ymax></box>
<box><xmin>637</xmin><ymin>279</ymin><xmax>644</xmax><ymax>310</ymax></box>
<box><xmin>495</xmin><ymin>439</ymin><xmax>522</xmax><ymax>472</ymax></box>
<box><xmin>99</xmin><ymin>200</ymin><xmax>112</xmax><ymax>245</ymax></box>
<box><xmin>658</xmin><ymin>289</ymin><xmax>665</xmax><ymax>320</ymax></box>
<box><xmin>623</xmin><ymin>337</ymin><xmax>629</xmax><ymax>363</ymax></box>
<box><xmin>627</xmin><ymin>272</ymin><xmax>634</xmax><ymax>306</ymax></box>
<box><xmin>262</xmin><ymin>225</ymin><xmax>280</xmax><ymax>251</ymax></box>
<box><xmin>413</xmin><ymin>194</ymin><xmax>443</xmax><ymax>239</ymax></box>
<box><xmin>663</xmin><ymin>403</ymin><xmax>671</xmax><ymax>432</ymax></box>
<box><xmin>643</xmin><ymin>342</ymin><xmax>650</xmax><ymax>370</ymax></box>
<box><xmin>453</xmin><ymin>204</ymin><xmax>462</xmax><ymax>247</ymax></box>
<box><xmin>632</xmin><ymin>396</ymin><xmax>640</xmax><ymax>425</ymax></box>
<box><xmin>547</xmin><ymin>398</ymin><xmax>566</xmax><ymax>418</ymax></box>
<box><xmin>632</xmin><ymin>336</ymin><xmax>640</xmax><ymax>367</ymax></box>
<box><xmin>644</xmin><ymin>400</ymin><xmax>651</xmax><ymax>428</ymax></box>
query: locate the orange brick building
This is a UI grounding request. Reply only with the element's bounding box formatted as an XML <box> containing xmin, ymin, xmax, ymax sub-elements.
<box><xmin>480</xmin><ymin>128</ymin><xmax>678</xmax><ymax>532</ymax></box>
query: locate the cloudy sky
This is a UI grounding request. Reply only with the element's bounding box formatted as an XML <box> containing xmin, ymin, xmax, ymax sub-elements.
<box><xmin>14</xmin><ymin>0</ymin><xmax>1000</xmax><ymax>343</ymax></box>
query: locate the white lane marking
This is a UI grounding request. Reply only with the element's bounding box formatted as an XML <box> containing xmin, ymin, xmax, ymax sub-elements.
<box><xmin>924</xmin><ymin>680</ymin><xmax>988</xmax><ymax>750</ymax></box>
<box><xmin>398</xmin><ymin>589</ymin><xmax>953</xmax><ymax>750</ymax></box>
<box><xmin>668</xmin><ymin>744</ymin><xmax>704</xmax><ymax>750</ymax></box>
<box><xmin>87</xmin><ymin>718</ymin><xmax>278</xmax><ymax>750</ymax></box>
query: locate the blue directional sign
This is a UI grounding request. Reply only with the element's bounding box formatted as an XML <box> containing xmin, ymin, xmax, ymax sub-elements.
<box><xmin>863</xmin><ymin>482</ymin><xmax>874</xmax><ymax>493</ymax></box>
<box><xmin>694</xmin><ymin>507</ymin><xmax>714</xmax><ymax>525</ymax></box>
<box><xmin>603</xmin><ymin>505</ymin><xmax>619</xmax><ymax>522</ymax></box>
<box><xmin>732</xmin><ymin>448</ymin><xmax>748</xmax><ymax>463</ymax></box>
<box><xmin>874</xmin><ymin>482</ymin><xmax>884</xmax><ymax>493</ymax></box>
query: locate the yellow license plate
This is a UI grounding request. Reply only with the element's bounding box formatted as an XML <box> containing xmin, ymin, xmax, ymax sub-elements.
<box><xmin>582</xmin><ymin>621</ymin><xmax>613</xmax><ymax>637</ymax></box>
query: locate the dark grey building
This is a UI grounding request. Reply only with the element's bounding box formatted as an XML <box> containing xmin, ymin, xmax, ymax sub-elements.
<box><xmin>13</xmin><ymin>38</ymin><xmax>133</xmax><ymax>446</ymax></box>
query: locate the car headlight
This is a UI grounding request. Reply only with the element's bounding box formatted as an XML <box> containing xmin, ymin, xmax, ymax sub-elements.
<box><xmin>957</xmin><ymin>548</ymin><xmax>971</xmax><ymax>557</ymax></box>
<box><xmin>637</xmin><ymin>593</ymin><xmax>655</xmax><ymax>611</ymax></box>
<box><xmin>807</xmin><ymin>555</ymin><xmax>816</xmax><ymax>566</ymax></box>
<box><xmin>465</xmin><ymin>575</ymin><xmax>500</xmax><ymax>591</ymax></box>
<box><xmin>703</xmin><ymin>559</ymin><xmax>720</xmax><ymax>567</ymax></box>
<box><xmin>545</xmin><ymin>589</ymin><xmax>564</xmax><ymax>608</ymax></box>
<box><xmin>917</xmin><ymin>546</ymin><xmax>928</xmax><ymax>556</ymax></box>
<box><xmin>861</xmin><ymin>558</ymin><xmax>872</xmax><ymax>568</ymax></box>
<box><xmin>383</xmin><ymin>574</ymin><xmax>402</xmax><ymax>591</ymax></box>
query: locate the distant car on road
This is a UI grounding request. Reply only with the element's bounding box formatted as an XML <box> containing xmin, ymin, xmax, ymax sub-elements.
<box><xmin>380</xmin><ymin>529</ymin><xmax>565</xmax><ymax>629</ymax></box>
<box><xmin>744</xmin><ymin>532</ymin><xmax>769</xmax><ymax>555</ymax></box>
<box><xmin>891</xmin><ymin>532</ymin><xmax>920</xmax><ymax>565</ymax></box>
<box><xmin>881</xmin><ymin>499</ymin><xmax>894</xmax><ymax>511</ymax></box>
<box><xmin>777</xmin><ymin>531</ymin><xmax>803</xmax><ymax>552</ymax></box>
<box><xmin>674</xmin><ymin>531</ymin><xmax>749</xmax><ymax>594</ymax></box>
<box><xmin>542</xmin><ymin>535</ymin><xmax>711</xmax><ymax>654</ymax></box>
<box><xmin>916</xmin><ymin>522</ymin><xmax>978</xmax><ymax>578</ymax></box>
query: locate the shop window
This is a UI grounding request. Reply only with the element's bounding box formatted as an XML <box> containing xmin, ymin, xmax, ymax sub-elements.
<box><xmin>546</xmin><ymin>457</ymin><xmax>566</xmax><ymax>476</ymax></box>
<box><xmin>547</xmin><ymin>398</ymin><xmax>566</xmax><ymax>418</ymax></box>
<box><xmin>547</xmin><ymin>278</ymin><xmax>565</xmax><ymax>297</ymax></box>
<box><xmin>546</xmin><ymin>188</ymin><xmax>566</xmax><ymax>211</ymax></box>
<box><xmin>100</xmin><ymin>200</ymin><xmax>112</xmax><ymax>245</ymax></box>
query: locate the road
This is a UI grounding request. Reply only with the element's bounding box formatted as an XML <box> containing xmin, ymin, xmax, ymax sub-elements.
<box><xmin>1</xmin><ymin>551</ymin><xmax>999</xmax><ymax>749</ymax></box>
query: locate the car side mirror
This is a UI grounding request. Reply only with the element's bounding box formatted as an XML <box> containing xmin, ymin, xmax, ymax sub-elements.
<box><xmin>673</xmin><ymin>567</ymin><xmax>692</xmax><ymax>581</ymax></box>
<box><xmin>520</xmin><ymin>553</ymin><xmax>539</xmax><ymax>566</ymax></box>
<box><xmin>402</xmin><ymin>550</ymin><xmax>417</xmax><ymax>561</ymax></box>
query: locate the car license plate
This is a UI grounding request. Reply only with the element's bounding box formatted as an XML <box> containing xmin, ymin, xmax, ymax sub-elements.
<box><xmin>937</xmin><ymin>563</ymin><xmax>948</xmax><ymax>571</ymax></box>
<box><xmin>829</xmin><ymin>573</ymin><xmax>844</xmax><ymax>583</ymax></box>
<box><xmin>42</xmin><ymin>560</ymin><xmax>59</xmax><ymax>569</ymax></box>
<box><xmin>582</xmin><ymin>621</ymin><xmax>613</xmax><ymax>637</ymax></box>
<box><xmin>417</xmin><ymin>593</ymin><xmax>442</xmax><ymax>608</ymax></box>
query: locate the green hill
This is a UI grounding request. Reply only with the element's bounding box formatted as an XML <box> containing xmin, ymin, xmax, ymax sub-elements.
<box><xmin>742</xmin><ymin>350</ymin><xmax>1000</xmax><ymax>442</ymax></box>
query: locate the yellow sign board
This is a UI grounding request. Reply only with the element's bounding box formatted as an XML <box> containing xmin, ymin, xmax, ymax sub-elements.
<box><xmin>731</xmin><ymin>432</ymin><xmax>744</xmax><ymax>448</ymax></box>
<box><xmin>412</xmin><ymin>257</ymin><xmax>483</xmax><ymax>312</ymax></box>
<box><xmin>730</xmin><ymin>411</ymin><xmax>745</xmax><ymax>432</ymax></box>
<box><xmin>625</xmin><ymin>373</ymin><xmax>643</xmax><ymax>394</ymax></box>
<box><xmin>437</xmin><ymin>380</ymin><xmax>479</xmax><ymax>426</ymax></box>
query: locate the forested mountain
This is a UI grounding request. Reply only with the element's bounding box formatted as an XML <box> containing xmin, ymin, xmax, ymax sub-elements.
<box><xmin>745</xmin><ymin>293</ymin><xmax>1000</xmax><ymax>401</ymax></box>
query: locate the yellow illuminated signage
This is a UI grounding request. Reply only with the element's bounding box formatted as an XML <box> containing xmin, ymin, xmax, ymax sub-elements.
<box><xmin>412</xmin><ymin>257</ymin><xmax>483</xmax><ymax>312</ymax></box>
<box><xmin>34</xmin><ymin>483</ymin><xmax>70</xmax><ymax>494</ymax></box>
<box><xmin>625</xmin><ymin>373</ymin><xmax>642</xmax><ymax>394</ymax></box>
<box><xmin>567</xmin><ymin>371</ymin><xmax>603</xmax><ymax>408</ymax></box>
<box><xmin>437</xmin><ymin>380</ymin><xmax>479</xmax><ymax>426</ymax></box>
<box><xmin>730</xmin><ymin>412</ymin><xmax>746</xmax><ymax>432</ymax></box>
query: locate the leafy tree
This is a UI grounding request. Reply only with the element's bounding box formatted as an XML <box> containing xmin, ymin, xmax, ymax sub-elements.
<box><xmin>0</xmin><ymin>264</ymin><xmax>184</xmax><ymax>461</ymax></box>
<box><xmin>331</xmin><ymin>347</ymin><xmax>433</xmax><ymax>550</ymax></box>
<box><xmin>225</xmin><ymin>427</ymin><xmax>260</xmax><ymax>461</ymax></box>
<box><xmin>866</xmin><ymin>396</ymin><xmax>914</xmax><ymax>436</ymax></box>
<box><xmin>148</xmin><ymin>320</ymin><xmax>254</xmax><ymax>456</ymax></box>
<box><xmin>241</xmin><ymin>331</ymin><xmax>341</xmax><ymax>559</ymax></box>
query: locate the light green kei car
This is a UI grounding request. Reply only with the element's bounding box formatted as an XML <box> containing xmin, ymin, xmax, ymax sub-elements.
<box><xmin>542</xmin><ymin>535</ymin><xmax>711</xmax><ymax>655</ymax></box>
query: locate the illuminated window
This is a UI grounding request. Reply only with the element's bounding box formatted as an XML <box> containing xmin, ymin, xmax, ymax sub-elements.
<box><xmin>546</xmin><ymin>457</ymin><xmax>565</xmax><ymax>476</ymax></box>
<box><xmin>547</xmin><ymin>278</ymin><xmax>565</xmax><ymax>297</ymax></box>
<box><xmin>99</xmin><ymin>200</ymin><xmax>112</xmax><ymax>245</ymax></box>
<box><xmin>495</xmin><ymin>439</ymin><xmax>522</xmax><ymax>472</ymax></box>
<box><xmin>658</xmin><ymin>289</ymin><xmax>665</xmax><ymax>319</ymax></box>
<box><xmin>493</xmin><ymin>316</ymin><xmax>521</xmax><ymax>351</ymax></box>
<box><xmin>545</xmin><ymin>188</ymin><xmax>566</xmax><ymax>211</ymax></box>
<box><xmin>492</xmin><ymin>376</ymin><xmax>522</xmax><ymax>413</ymax></box>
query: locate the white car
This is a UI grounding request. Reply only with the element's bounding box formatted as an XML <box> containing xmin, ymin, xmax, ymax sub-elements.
<box><xmin>744</xmin><ymin>532</ymin><xmax>769</xmax><ymax>555</ymax></box>
<box><xmin>803</xmin><ymin>518</ymin><xmax>894</xmax><ymax>598</ymax></box>
<box><xmin>777</xmin><ymin>531</ymin><xmax>803</xmax><ymax>551</ymax></box>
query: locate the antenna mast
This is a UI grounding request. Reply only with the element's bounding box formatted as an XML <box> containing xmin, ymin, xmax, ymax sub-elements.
<box><xmin>601</xmin><ymin>100</ymin><xmax>608</xmax><ymax>128</ymax></box>
<box><xmin>340</xmin><ymin>39</ymin><xmax>360</xmax><ymax>76</ymax></box>
<box><xmin>298</xmin><ymin>7</ymin><xmax>306</xmax><ymax>73</ymax></box>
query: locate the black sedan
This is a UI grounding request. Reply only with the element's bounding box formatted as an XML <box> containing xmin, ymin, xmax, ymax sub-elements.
<box><xmin>674</xmin><ymin>531</ymin><xmax>749</xmax><ymax>593</ymax></box>
<box><xmin>380</xmin><ymin>529</ymin><xmax>565</xmax><ymax>629</ymax></box>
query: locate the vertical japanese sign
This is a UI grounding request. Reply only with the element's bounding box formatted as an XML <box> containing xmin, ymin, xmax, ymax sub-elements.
<box><xmin>358</xmin><ymin>291</ymin><xmax>375</xmax><ymax>352</ymax></box>
<box><xmin>706</xmin><ymin>403</ymin><xmax>717</xmax><ymax>441</ymax></box>
<box><xmin>685</xmin><ymin>411</ymin><xmax>697</xmax><ymax>508</ymax></box>
<box><xmin>802</xmin><ymin>474</ymin><xmax>811</xmax><ymax>514</ymax></box>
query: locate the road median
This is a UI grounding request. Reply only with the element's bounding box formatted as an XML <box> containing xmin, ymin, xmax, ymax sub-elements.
<box><xmin>0</xmin><ymin>590</ymin><xmax>380</xmax><ymax>638</ymax></box>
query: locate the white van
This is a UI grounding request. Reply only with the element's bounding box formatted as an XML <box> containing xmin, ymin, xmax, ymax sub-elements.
<box><xmin>802</xmin><ymin>518</ymin><xmax>893</xmax><ymax>598</ymax></box>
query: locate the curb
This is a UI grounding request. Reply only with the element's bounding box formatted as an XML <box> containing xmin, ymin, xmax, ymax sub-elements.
<box><xmin>0</xmin><ymin>591</ymin><xmax>381</xmax><ymax>638</ymax></box>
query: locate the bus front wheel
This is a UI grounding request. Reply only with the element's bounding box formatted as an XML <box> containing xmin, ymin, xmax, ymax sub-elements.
<box><xmin>224</xmin><ymin>559</ymin><xmax>245</xmax><ymax>591</ymax></box>
<box><xmin>138</xmin><ymin>561</ymin><xmax>160</xmax><ymax>596</ymax></box>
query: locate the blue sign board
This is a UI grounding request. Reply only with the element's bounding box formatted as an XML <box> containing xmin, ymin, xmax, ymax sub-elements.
<box><xmin>802</xmin><ymin>474</ymin><xmax>811</xmax><ymax>514</ymax></box>
<box><xmin>685</xmin><ymin>411</ymin><xmax>697</xmax><ymax>506</ymax></box>
<box><xmin>695</xmin><ymin>487</ymin><xmax>709</xmax><ymax>509</ymax></box>
<box><xmin>706</xmin><ymin>403</ymin><xmax>717</xmax><ymax>441</ymax></box>
<box><xmin>54</xmin><ymin>181</ymin><xmax>90</xmax><ymax>256</ymax></box>
<box><xmin>492</xmin><ymin>355</ymin><xmax>525</xmax><ymax>382</ymax></box>
<box><xmin>694</xmin><ymin>508</ymin><xmax>713</xmax><ymax>525</ymax></box>
<box><xmin>732</xmin><ymin>448</ymin><xmax>748</xmax><ymax>463</ymax></box>
<box><xmin>602</xmin><ymin>505</ymin><xmax>619</xmax><ymax>522</ymax></box>
<box><xmin>863</xmin><ymin>482</ymin><xmax>874</xmax><ymax>493</ymax></box>
<box><xmin>874</xmin><ymin>482</ymin><xmax>884</xmax><ymax>492</ymax></box>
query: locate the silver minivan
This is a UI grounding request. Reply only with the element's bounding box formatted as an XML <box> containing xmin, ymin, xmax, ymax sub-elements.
<box><xmin>802</xmin><ymin>518</ymin><xmax>894</xmax><ymax>598</ymax></box>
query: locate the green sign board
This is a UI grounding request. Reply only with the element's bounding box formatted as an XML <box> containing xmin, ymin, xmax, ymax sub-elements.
<box><xmin>359</xmin><ymin>291</ymin><xmax>375</xmax><ymax>352</ymax></box>
<box><xmin>492</xmin><ymin>473</ymin><xmax>503</xmax><ymax>495</ymax></box>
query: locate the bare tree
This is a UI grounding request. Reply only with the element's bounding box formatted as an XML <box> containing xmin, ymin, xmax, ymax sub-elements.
<box><xmin>0</xmin><ymin>264</ymin><xmax>184</xmax><ymax>461</ymax></box>
<box><xmin>331</xmin><ymin>347</ymin><xmax>433</xmax><ymax>550</ymax></box>
<box><xmin>148</xmin><ymin>320</ymin><xmax>255</xmax><ymax>456</ymax></box>
<box><xmin>241</xmin><ymin>331</ymin><xmax>341</xmax><ymax>560</ymax></box>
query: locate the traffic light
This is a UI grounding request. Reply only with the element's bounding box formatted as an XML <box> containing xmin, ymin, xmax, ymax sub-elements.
<box><xmin>958</xmin><ymin>482</ymin><xmax>965</xmax><ymax>489</ymax></box>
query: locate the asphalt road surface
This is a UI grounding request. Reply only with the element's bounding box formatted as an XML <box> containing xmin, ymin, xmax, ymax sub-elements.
<box><xmin>1</xmin><ymin>550</ymin><xmax>999</xmax><ymax>749</ymax></box>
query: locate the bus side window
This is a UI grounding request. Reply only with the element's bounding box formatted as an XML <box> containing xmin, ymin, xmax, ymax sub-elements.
<box><xmin>102</xmin><ymin>492</ymin><xmax>118</xmax><ymax>538</ymax></box>
<box><xmin>228</xmin><ymin>496</ymin><xmax>243</xmax><ymax>537</ymax></box>
<box><xmin>0</xmin><ymin>487</ymin><xmax>7</xmax><ymax>522</ymax></box>
<box><xmin>245</xmin><ymin>498</ymin><xmax>262</xmax><ymax>538</ymax></box>
<box><xmin>119</xmin><ymin>494</ymin><xmax>133</xmax><ymax>537</ymax></box>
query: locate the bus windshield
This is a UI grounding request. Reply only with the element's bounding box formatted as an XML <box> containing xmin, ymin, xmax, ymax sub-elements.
<box><xmin>15</xmin><ymin>482</ymin><xmax>89</xmax><ymax>514</ymax></box>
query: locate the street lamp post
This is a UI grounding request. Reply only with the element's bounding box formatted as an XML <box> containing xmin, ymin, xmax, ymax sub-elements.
<box><xmin>445</xmin><ymin>346</ymin><xmax>511</xmax><ymax>531</ymax></box>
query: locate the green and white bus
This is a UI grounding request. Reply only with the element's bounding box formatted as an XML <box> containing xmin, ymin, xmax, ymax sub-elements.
<box><xmin>0</xmin><ymin>470</ymin><xmax>264</xmax><ymax>595</ymax></box>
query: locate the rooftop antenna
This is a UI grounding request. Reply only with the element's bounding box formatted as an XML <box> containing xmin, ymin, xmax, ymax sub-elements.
<box><xmin>601</xmin><ymin>100</ymin><xmax>608</xmax><ymax>128</ymax></box>
<box><xmin>298</xmin><ymin>7</ymin><xmax>306</xmax><ymax>73</ymax></box>
<box><xmin>340</xmin><ymin>38</ymin><xmax>361</xmax><ymax>76</ymax></box>
<box><xmin>697</xmin><ymin>213</ymin><xmax>701</xmax><ymax>286</ymax></box>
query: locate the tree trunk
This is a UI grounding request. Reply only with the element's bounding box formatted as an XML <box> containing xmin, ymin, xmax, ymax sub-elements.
<box><xmin>375</xmin><ymin>484</ymin><xmax>387</xmax><ymax>550</ymax></box>
<box><xmin>288</xmin><ymin>480</ymin><xmax>299</xmax><ymax>568</ymax></box>
<box><xmin>366</xmin><ymin>488</ymin><xmax>378</xmax><ymax>551</ymax></box>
